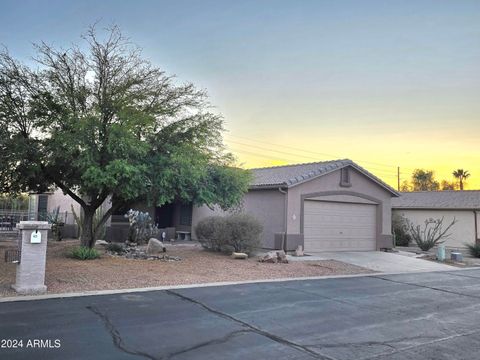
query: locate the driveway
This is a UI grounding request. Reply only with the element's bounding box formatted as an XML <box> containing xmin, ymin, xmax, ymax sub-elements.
<box><xmin>1</xmin><ymin>269</ymin><xmax>480</xmax><ymax>359</ymax></box>
<box><xmin>295</xmin><ymin>251</ymin><xmax>455</xmax><ymax>272</ymax></box>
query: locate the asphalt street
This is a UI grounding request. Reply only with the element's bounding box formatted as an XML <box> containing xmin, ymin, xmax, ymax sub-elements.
<box><xmin>1</xmin><ymin>269</ymin><xmax>480</xmax><ymax>360</ymax></box>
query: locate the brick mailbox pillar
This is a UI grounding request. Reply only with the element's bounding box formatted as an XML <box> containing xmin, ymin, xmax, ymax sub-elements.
<box><xmin>12</xmin><ymin>221</ymin><xmax>51</xmax><ymax>295</ymax></box>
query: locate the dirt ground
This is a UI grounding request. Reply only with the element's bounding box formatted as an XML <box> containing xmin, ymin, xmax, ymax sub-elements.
<box><xmin>0</xmin><ymin>239</ymin><xmax>373</xmax><ymax>297</ymax></box>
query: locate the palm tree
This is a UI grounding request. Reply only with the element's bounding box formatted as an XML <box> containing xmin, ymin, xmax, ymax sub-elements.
<box><xmin>452</xmin><ymin>169</ymin><xmax>470</xmax><ymax>190</ymax></box>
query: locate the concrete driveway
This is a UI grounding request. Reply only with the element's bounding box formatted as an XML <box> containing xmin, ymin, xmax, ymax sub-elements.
<box><xmin>1</xmin><ymin>269</ymin><xmax>480</xmax><ymax>359</ymax></box>
<box><xmin>295</xmin><ymin>251</ymin><xmax>455</xmax><ymax>272</ymax></box>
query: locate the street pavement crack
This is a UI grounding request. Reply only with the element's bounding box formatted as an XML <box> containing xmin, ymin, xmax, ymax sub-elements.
<box><xmin>372</xmin><ymin>275</ymin><xmax>480</xmax><ymax>300</ymax></box>
<box><xmin>164</xmin><ymin>329</ymin><xmax>252</xmax><ymax>359</ymax></box>
<box><xmin>362</xmin><ymin>327</ymin><xmax>480</xmax><ymax>359</ymax></box>
<box><xmin>166</xmin><ymin>289</ymin><xmax>335</xmax><ymax>360</ymax></box>
<box><xmin>87</xmin><ymin>305</ymin><xmax>158</xmax><ymax>360</ymax></box>
<box><xmin>445</xmin><ymin>271</ymin><xmax>480</xmax><ymax>280</ymax></box>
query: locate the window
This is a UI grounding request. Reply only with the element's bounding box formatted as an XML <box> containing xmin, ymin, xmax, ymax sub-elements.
<box><xmin>340</xmin><ymin>168</ymin><xmax>351</xmax><ymax>187</ymax></box>
<box><xmin>179</xmin><ymin>203</ymin><xmax>193</xmax><ymax>226</ymax></box>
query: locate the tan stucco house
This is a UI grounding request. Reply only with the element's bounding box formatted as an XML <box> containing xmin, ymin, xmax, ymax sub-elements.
<box><xmin>193</xmin><ymin>159</ymin><xmax>399</xmax><ymax>251</ymax></box>
<box><xmin>30</xmin><ymin>159</ymin><xmax>400</xmax><ymax>252</ymax></box>
<box><xmin>392</xmin><ymin>191</ymin><xmax>480</xmax><ymax>249</ymax></box>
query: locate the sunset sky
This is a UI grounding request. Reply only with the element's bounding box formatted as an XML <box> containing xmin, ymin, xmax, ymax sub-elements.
<box><xmin>1</xmin><ymin>0</ymin><xmax>479</xmax><ymax>189</ymax></box>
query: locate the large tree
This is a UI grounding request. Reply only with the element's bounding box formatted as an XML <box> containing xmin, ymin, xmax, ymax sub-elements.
<box><xmin>0</xmin><ymin>26</ymin><xmax>250</xmax><ymax>247</ymax></box>
<box><xmin>410</xmin><ymin>169</ymin><xmax>439</xmax><ymax>191</ymax></box>
<box><xmin>452</xmin><ymin>169</ymin><xmax>470</xmax><ymax>190</ymax></box>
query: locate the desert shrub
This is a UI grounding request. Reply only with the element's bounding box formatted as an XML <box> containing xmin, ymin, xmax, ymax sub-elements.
<box><xmin>408</xmin><ymin>217</ymin><xmax>457</xmax><ymax>251</ymax></box>
<box><xmin>106</xmin><ymin>242</ymin><xmax>125</xmax><ymax>254</ymax></box>
<box><xmin>392</xmin><ymin>214</ymin><xmax>411</xmax><ymax>246</ymax></box>
<box><xmin>69</xmin><ymin>246</ymin><xmax>100</xmax><ymax>260</ymax></box>
<box><xmin>225</xmin><ymin>213</ymin><xmax>262</xmax><ymax>254</ymax></box>
<box><xmin>467</xmin><ymin>243</ymin><xmax>480</xmax><ymax>258</ymax></box>
<box><xmin>124</xmin><ymin>209</ymin><xmax>159</xmax><ymax>244</ymax></box>
<box><xmin>195</xmin><ymin>216</ymin><xmax>228</xmax><ymax>251</ymax></box>
<box><xmin>195</xmin><ymin>213</ymin><xmax>263</xmax><ymax>254</ymax></box>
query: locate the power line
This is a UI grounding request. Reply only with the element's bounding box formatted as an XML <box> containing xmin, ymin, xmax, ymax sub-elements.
<box><xmin>225</xmin><ymin>133</ymin><xmax>417</xmax><ymax>172</ymax></box>
<box><xmin>227</xmin><ymin>139</ymin><xmax>401</xmax><ymax>177</ymax></box>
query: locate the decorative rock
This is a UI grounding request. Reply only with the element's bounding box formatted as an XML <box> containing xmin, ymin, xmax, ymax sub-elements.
<box><xmin>259</xmin><ymin>252</ymin><xmax>277</xmax><ymax>263</ymax></box>
<box><xmin>95</xmin><ymin>240</ymin><xmax>108</xmax><ymax>246</ymax></box>
<box><xmin>294</xmin><ymin>245</ymin><xmax>304</xmax><ymax>257</ymax></box>
<box><xmin>147</xmin><ymin>238</ymin><xmax>166</xmax><ymax>255</ymax></box>
<box><xmin>231</xmin><ymin>252</ymin><xmax>248</xmax><ymax>260</ymax></box>
<box><xmin>276</xmin><ymin>250</ymin><xmax>288</xmax><ymax>264</ymax></box>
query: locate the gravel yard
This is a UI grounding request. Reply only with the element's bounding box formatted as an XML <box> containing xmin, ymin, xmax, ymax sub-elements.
<box><xmin>0</xmin><ymin>239</ymin><xmax>373</xmax><ymax>297</ymax></box>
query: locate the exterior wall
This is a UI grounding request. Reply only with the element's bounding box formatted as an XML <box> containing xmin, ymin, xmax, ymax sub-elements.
<box><xmin>393</xmin><ymin>209</ymin><xmax>477</xmax><ymax>249</ymax></box>
<box><xmin>287</xmin><ymin>167</ymin><xmax>394</xmax><ymax>250</ymax></box>
<box><xmin>46</xmin><ymin>189</ymin><xmax>81</xmax><ymax>214</ymax></box>
<box><xmin>191</xmin><ymin>189</ymin><xmax>286</xmax><ymax>249</ymax></box>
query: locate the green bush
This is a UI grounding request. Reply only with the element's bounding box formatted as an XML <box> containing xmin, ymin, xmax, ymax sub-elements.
<box><xmin>105</xmin><ymin>242</ymin><xmax>125</xmax><ymax>254</ymax></box>
<box><xmin>225</xmin><ymin>213</ymin><xmax>262</xmax><ymax>254</ymax></box>
<box><xmin>467</xmin><ymin>243</ymin><xmax>480</xmax><ymax>258</ymax></box>
<box><xmin>195</xmin><ymin>213</ymin><xmax>263</xmax><ymax>254</ymax></box>
<box><xmin>392</xmin><ymin>214</ymin><xmax>411</xmax><ymax>247</ymax></box>
<box><xmin>195</xmin><ymin>216</ymin><xmax>228</xmax><ymax>251</ymax></box>
<box><xmin>69</xmin><ymin>246</ymin><xmax>100</xmax><ymax>260</ymax></box>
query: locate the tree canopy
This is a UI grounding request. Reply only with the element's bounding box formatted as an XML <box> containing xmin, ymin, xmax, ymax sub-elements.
<box><xmin>0</xmin><ymin>25</ymin><xmax>250</xmax><ymax>247</ymax></box>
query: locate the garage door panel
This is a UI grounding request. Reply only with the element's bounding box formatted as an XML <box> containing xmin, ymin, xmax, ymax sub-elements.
<box><xmin>304</xmin><ymin>201</ymin><xmax>376</xmax><ymax>252</ymax></box>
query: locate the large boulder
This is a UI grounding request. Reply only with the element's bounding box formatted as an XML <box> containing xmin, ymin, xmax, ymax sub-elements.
<box><xmin>147</xmin><ymin>238</ymin><xmax>166</xmax><ymax>255</ymax></box>
<box><xmin>258</xmin><ymin>250</ymin><xmax>289</xmax><ymax>264</ymax></box>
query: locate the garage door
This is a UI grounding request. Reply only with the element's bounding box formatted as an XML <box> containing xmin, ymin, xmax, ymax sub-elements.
<box><xmin>304</xmin><ymin>201</ymin><xmax>376</xmax><ymax>252</ymax></box>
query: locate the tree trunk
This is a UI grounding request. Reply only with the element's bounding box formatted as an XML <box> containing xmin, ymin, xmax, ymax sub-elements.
<box><xmin>460</xmin><ymin>179</ymin><xmax>464</xmax><ymax>190</ymax></box>
<box><xmin>80</xmin><ymin>207</ymin><xmax>96</xmax><ymax>248</ymax></box>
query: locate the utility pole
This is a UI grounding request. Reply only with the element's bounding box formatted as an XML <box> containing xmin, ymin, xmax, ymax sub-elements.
<box><xmin>397</xmin><ymin>166</ymin><xmax>400</xmax><ymax>191</ymax></box>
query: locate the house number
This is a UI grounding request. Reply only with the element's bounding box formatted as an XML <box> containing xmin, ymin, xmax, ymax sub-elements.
<box><xmin>30</xmin><ymin>232</ymin><xmax>42</xmax><ymax>244</ymax></box>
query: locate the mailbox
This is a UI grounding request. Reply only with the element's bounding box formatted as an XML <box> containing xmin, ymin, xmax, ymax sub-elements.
<box><xmin>30</xmin><ymin>231</ymin><xmax>42</xmax><ymax>243</ymax></box>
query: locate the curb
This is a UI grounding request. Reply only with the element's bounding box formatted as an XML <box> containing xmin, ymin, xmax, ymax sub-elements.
<box><xmin>0</xmin><ymin>266</ymin><xmax>472</xmax><ymax>303</ymax></box>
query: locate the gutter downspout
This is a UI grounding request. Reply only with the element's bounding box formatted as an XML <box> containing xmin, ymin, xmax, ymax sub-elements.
<box><xmin>475</xmin><ymin>210</ymin><xmax>479</xmax><ymax>244</ymax></box>
<box><xmin>278</xmin><ymin>187</ymin><xmax>288</xmax><ymax>251</ymax></box>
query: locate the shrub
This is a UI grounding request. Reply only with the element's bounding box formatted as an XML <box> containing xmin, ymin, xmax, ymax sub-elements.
<box><xmin>195</xmin><ymin>213</ymin><xmax>263</xmax><ymax>254</ymax></box>
<box><xmin>195</xmin><ymin>216</ymin><xmax>228</xmax><ymax>251</ymax></box>
<box><xmin>392</xmin><ymin>214</ymin><xmax>411</xmax><ymax>247</ymax></box>
<box><xmin>225</xmin><ymin>213</ymin><xmax>262</xmax><ymax>254</ymax></box>
<box><xmin>106</xmin><ymin>242</ymin><xmax>125</xmax><ymax>254</ymax></box>
<box><xmin>467</xmin><ymin>243</ymin><xmax>480</xmax><ymax>258</ymax></box>
<box><xmin>408</xmin><ymin>217</ymin><xmax>457</xmax><ymax>251</ymax></box>
<box><xmin>69</xmin><ymin>246</ymin><xmax>100</xmax><ymax>260</ymax></box>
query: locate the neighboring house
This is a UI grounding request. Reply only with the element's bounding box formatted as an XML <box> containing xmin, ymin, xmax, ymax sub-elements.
<box><xmin>392</xmin><ymin>191</ymin><xmax>480</xmax><ymax>249</ymax></box>
<box><xmin>193</xmin><ymin>159</ymin><xmax>399</xmax><ymax>252</ymax></box>
<box><xmin>34</xmin><ymin>159</ymin><xmax>399</xmax><ymax>252</ymax></box>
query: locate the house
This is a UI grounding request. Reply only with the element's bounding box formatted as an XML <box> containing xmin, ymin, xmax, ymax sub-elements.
<box><xmin>192</xmin><ymin>159</ymin><xmax>399</xmax><ymax>252</ymax></box>
<box><xmin>392</xmin><ymin>191</ymin><xmax>480</xmax><ymax>249</ymax></box>
<box><xmin>31</xmin><ymin>159</ymin><xmax>399</xmax><ymax>252</ymax></box>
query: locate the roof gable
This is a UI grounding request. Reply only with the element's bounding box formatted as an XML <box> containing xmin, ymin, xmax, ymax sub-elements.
<box><xmin>249</xmin><ymin>159</ymin><xmax>399</xmax><ymax>196</ymax></box>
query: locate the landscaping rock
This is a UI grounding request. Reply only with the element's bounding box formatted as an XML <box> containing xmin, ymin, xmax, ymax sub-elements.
<box><xmin>276</xmin><ymin>250</ymin><xmax>289</xmax><ymax>264</ymax></box>
<box><xmin>147</xmin><ymin>238</ymin><xmax>166</xmax><ymax>254</ymax></box>
<box><xmin>258</xmin><ymin>250</ymin><xmax>289</xmax><ymax>263</ymax></box>
<box><xmin>259</xmin><ymin>251</ymin><xmax>279</xmax><ymax>263</ymax></box>
<box><xmin>231</xmin><ymin>252</ymin><xmax>248</xmax><ymax>260</ymax></box>
<box><xmin>95</xmin><ymin>240</ymin><xmax>108</xmax><ymax>246</ymax></box>
<box><xmin>294</xmin><ymin>245</ymin><xmax>304</xmax><ymax>257</ymax></box>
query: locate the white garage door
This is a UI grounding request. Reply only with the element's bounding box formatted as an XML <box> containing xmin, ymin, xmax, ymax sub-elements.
<box><xmin>304</xmin><ymin>201</ymin><xmax>376</xmax><ymax>252</ymax></box>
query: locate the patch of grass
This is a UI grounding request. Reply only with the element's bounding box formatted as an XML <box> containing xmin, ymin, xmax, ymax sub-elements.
<box><xmin>69</xmin><ymin>246</ymin><xmax>100</xmax><ymax>260</ymax></box>
<box><xmin>466</xmin><ymin>243</ymin><xmax>480</xmax><ymax>258</ymax></box>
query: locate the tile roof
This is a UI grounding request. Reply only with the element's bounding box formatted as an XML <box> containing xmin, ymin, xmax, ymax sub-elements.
<box><xmin>249</xmin><ymin>159</ymin><xmax>399</xmax><ymax>195</ymax></box>
<box><xmin>392</xmin><ymin>191</ymin><xmax>480</xmax><ymax>210</ymax></box>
